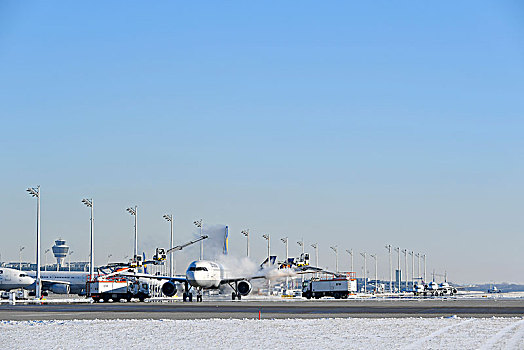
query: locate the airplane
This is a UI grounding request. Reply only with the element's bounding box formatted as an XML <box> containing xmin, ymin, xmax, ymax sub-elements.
<box><xmin>26</xmin><ymin>270</ymin><xmax>94</xmax><ymax>295</ymax></box>
<box><xmin>121</xmin><ymin>255</ymin><xmax>318</xmax><ymax>302</ymax></box>
<box><xmin>0</xmin><ymin>268</ymin><xmax>35</xmax><ymax>291</ymax></box>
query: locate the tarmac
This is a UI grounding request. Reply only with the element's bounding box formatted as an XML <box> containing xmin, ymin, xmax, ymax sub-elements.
<box><xmin>0</xmin><ymin>299</ymin><xmax>523</xmax><ymax>320</ymax></box>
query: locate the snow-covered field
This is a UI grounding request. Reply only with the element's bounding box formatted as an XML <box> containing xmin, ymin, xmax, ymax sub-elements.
<box><xmin>1</xmin><ymin>317</ymin><xmax>523</xmax><ymax>349</ymax></box>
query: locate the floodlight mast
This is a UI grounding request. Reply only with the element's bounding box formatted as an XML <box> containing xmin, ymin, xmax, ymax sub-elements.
<box><xmin>263</xmin><ymin>234</ymin><xmax>271</xmax><ymax>267</ymax></box>
<box><xmin>193</xmin><ymin>219</ymin><xmax>203</xmax><ymax>260</ymax></box>
<box><xmin>19</xmin><ymin>246</ymin><xmax>25</xmax><ymax>271</ymax></box>
<box><xmin>163</xmin><ymin>214</ymin><xmax>174</xmax><ymax>277</ymax></box>
<box><xmin>330</xmin><ymin>246</ymin><xmax>338</xmax><ymax>272</ymax></box>
<box><xmin>423</xmin><ymin>254</ymin><xmax>427</xmax><ymax>283</ymax></box>
<box><xmin>370</xmin><ymin>254</ymin><xmax>377</xmax><ymax>293</ymax></box>
<box><xmin>281</xmin><ymin>237</ymin><xmax>289</xmax><ymax>291</ymax></box>
<box><xmin>409</xmin><ymin>251</ymin><xmax>415</xmax><ymax>289</ymax></box>
<box><xmin>297</xmin><ymin>239</ymin><xmax>304</xmax><ymax>255</ymax></box>
<box><xmin>385</xmin><ymin>245</ymin><xmax>392</xmax><ymax>293</ymax></box>
<box><xmin>394</xmin><ymin>247</ymin><xmax>400</xmax><ymax>292</ymax></box>
<box><xmin>311</xmin><ymin>243</ymin><xmax>319</xmax><ymax>267</ymax></box>
<box><xmin>26</xmin><ymin>186</ymin><xmax>41</xmax><ymax>299</ymax></box>
<box><xmin>241</xmin><ymin>230</ymin><xmax>249</xmax><ymax>258</ymax></box>
<box><xmin>402</xmin><ymin>248</ymin><xmax>407</xmax><ymax>292</ymax></box>
<box><xmin>416</xmin><ymin>253</ymin><xmax>421</xmax><ymax>284</ymax></box>
<box><xmin>126</xmin><ymin>206</ymin><xmax>138</xmax><ymax>258</ymax></box>
<box><xmin>360</xmin><ymin>252</ymin><xmax>367</xmax><ymax>293</ymax></box>
<box><xmin>263</xmin><ymin>234</ymin><xmax>271</xmax><ymax>296</ymax></box>
<box><xmin>345</xmin><ymin>249</ymin><xmax>353</xmax><ymax>272</ymax></box>
<box><xmin>82</xmin><ymin>198</ymin><xmax>94</xmax><ymax>280</ymax></box>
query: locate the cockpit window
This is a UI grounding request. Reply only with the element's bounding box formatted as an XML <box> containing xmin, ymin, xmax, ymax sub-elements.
<box><xmin>189</xmin><ymin>266</ymin><xmax>208</xmax><ymax>271</ymax></box>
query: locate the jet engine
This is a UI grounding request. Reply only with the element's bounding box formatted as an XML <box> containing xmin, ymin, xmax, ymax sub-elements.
<box><xmin>49</xmin><ymin>284</ymin><xmax>70</xmax><ymax>294</ymax></box>
<box><xmin>237</xmin><ymin>280</ymin><xmax>252</xmax><ymax>296</ymax></box>
<box><xmin>161</xmin><ymin>281</ymin><xmax>177</xmax><ymax>297</ymax></box>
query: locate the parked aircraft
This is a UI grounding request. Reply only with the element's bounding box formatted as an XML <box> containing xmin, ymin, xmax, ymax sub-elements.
<box><xmin>0</xmin><ymin>268</ymin><xmax>34</xmax><ymax>291</ymax></box>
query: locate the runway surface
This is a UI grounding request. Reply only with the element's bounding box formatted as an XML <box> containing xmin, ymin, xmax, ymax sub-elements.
<box><xmin>1</xmin><ymin>299</ymin><xmax>523</xmax><ymax>320</ymax></box>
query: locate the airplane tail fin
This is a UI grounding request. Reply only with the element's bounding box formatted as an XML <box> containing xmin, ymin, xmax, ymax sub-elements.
<box><xmin>143</xmin><ymin>252</ymin><xmax>147</xmax><ymax>274</ymax></box>
<box><xmin>223</xmin><ymin>226</ymin><xmax>229</xmax><ymax>255</ymax></box>
<box><xmin>259</xmin><ymin>255</ymin><xmax>277</xmax><ymax>269</ymax></box>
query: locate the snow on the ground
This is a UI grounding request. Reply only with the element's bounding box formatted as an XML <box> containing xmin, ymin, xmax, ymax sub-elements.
<box><xmin>1</xmin><ymin>317</ymin><xmax>523</xmax><ymax>349</ymax></box>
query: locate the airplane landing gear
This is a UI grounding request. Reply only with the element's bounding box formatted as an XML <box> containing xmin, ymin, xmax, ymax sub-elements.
<box><xmin>230</xmin><ymin>282</ymin><xmax>242</xmax><ymax>300</ymax></box>
<box><xmin>196</xmin><ymin>288</ymin><xmax>203</xmax><ymax>302</ymax></box>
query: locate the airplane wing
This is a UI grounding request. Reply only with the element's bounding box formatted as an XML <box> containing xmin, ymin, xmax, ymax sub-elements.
<box><xmin>117</xmin><ymin>271</ymin><xmax>187</xmax><ymax>283</ymax></box>
<box><xmin>41</xmin><ymin>279</ymin><xmax>71</xmax><ymax>288</ymax></box>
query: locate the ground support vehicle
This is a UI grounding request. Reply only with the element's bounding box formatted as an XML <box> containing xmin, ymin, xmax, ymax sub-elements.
<box><xmin>302</xmin><ymin>272</ymin><xmax>357</xmax><ymax>299</ymax></box>
<box><xmin>86</xmin><ymin>277</ymin><xmax>151</xmax><ymax>303</ymax></box>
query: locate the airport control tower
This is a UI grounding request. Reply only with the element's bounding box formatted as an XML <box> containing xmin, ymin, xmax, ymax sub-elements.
<box><xmin>52</xmin><ymin>239</ymin><xmax>69</xmax><ymax>267</ymax></box>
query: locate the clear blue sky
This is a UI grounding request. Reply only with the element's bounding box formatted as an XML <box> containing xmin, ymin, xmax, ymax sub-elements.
<box><xmin>1</xmin><ymin>1</ymin><xmax>523</xmax><ymax>283</ymax></box>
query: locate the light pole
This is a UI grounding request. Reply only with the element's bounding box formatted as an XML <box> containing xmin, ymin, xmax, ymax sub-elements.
<box><xmin>19</xmin><ymin>246</ymin><xmax>25</xmax><ymax>271</ymax></box>
<box><xmin>330</xmin><ymin>246</ymin><xmax>338</xmax><ymax>272</ymax></box>
<box><xmin>26</xmin><ymin>186</ymin><xmax>41</xmax><ymax>299</ymax></box>
<box><xmin>241</xmin><ymin>230</ymin><xmax>249</xmax><ymax>258</ymax></box>
<box><xmin>193</xmin><ymin>219</ymin><xmax>203</xmax><ymax>260</ymax></box>
<box><xmin>82</xmin><ymin>198</ymin><xmax>94</xmax><ymax>280</ymax></box>
<box><xmin>126</xmin><ymin>206</ymin><xmax>138</xmax><ymax>258</ymax></box>
<box><xmin>68</xmin><ymin>251</ymin><xmax>74</xmax><ymax>272</ymax></box>
<box><xmin>44</xmin><ymin>249</ymin><xmax>50</xmax><ymax>271</ymax></box>
<box><xmin>297</xmin><ymin>239</ymin><xmax>304</xmax><ymax>256</ymax></box>
<box><xmin>423</xmin><ymin>254</ymin><xmax>427</xmax><ymax>283</ymax></box>
<box><xmin>370</xmin><ymin>254</ymin><xmax>377</xmax><ymax>293</ymax></box>
<box><xmin>281</xmin><ymin>237</ymin><xmax>289</xmax><ymax>291</ymax></box>
<box><xmin>262</xmin><ymin>234</ymin><xmax>271</xmax><ymax>267</ymax></box>
<box><xmin>281</xmin><ymin>237</ymin><xmax>289</xmax><ymax>262</ymax></box>
<box><xmin>345</xmin><ymin>249</ymin><xmax>353</xmax><ymax>272</ymax></box>
<box><xmin>409</xmin><ymin>251</ymin><xmax>415</xmax><ymax>289</ymax></box>
<box><xmin>402</xmin><ymin>248</ymin><xmax>407</xmax><ymax>292</ymax></box>
<box><xmin>262</xmin><ymin>234</ymin><xmax>271</xmax><ymax>296</ymax></box>
<box><xmin>360</xmin><ymin>252</ymin><xmax>367</xmax><ymax>293</ymax></box>
<box><xmin>163</xmin><ymin>214</ymin><xmax>174</xmax><ymax>277</ymax></box>
<box><xmin>415</xmin><ymin>253</ymin><xmax>421</xmax><ymax>284</ymax></box>
<box><xmin>394</xmin><ymin>247</ymin><xmax>400</xmax><ymax>292</ymax></box>
<box><xmin>385</xmin><ymin>245</ymin><xmax>392</xmax><ymax>293</ymax></box>
<box><xmin>311</xmin><ymin>243</ymin><xmax>319</xmax><ymax>267</ymax></box>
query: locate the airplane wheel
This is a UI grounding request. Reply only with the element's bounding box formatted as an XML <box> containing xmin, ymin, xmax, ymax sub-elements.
<box><xmin>188</xmin><ymin>293</ymin><xmax>193</xmax><ymax>302</ymax></box>
<box><xmin>450</xmin><ymin>292</ymin><xmax>454</xmax><ymax>296</ymax></box>
<box><xmin>237</xmin><ymin>294</ymin><xmax>241</xmax><ymax>300</ymax></box>
<box><xmin>232</xmin><ymin>292</ymin><xmax>236</xmax><ymax>300</ymax></box>
<box><xmin>92</xmin><ymin>297</ymin><xmax>100</xmax><ymax>303</ymax></box>
<box><xmin>183</xmin><ymin>292</ymin><xmax>187</xmax><ymax>302</ymax></box>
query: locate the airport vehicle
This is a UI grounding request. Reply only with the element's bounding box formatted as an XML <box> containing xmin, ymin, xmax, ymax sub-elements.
<box><xmin>302</xmin><ymin>273</ymin><xmax>357</xmax><ymax>299</ymax></box>
<box><xmin>488</xmin><ymin>285</ymin><xmax>502</xmax><ymax>293</ymax></box>
<box><xmin>87</xmin><ymin>276</ymin><xmax>151</xmax><ymax>302</ymax></box>
<box><xmin>0</xmin><ymin>268</ymin><xmax>35</xmax><ymax>291</ymax></box>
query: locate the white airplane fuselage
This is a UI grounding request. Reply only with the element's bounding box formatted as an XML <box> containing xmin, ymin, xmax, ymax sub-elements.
<box><xmin>185</xmin><ymin>260</ymin><xmax>225</xmax><ymax>289</ymax></box>
<box><xmin>0</xmin><ymin>268</ymin><xmax>35</xmax><ymax>291</ymax></box>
